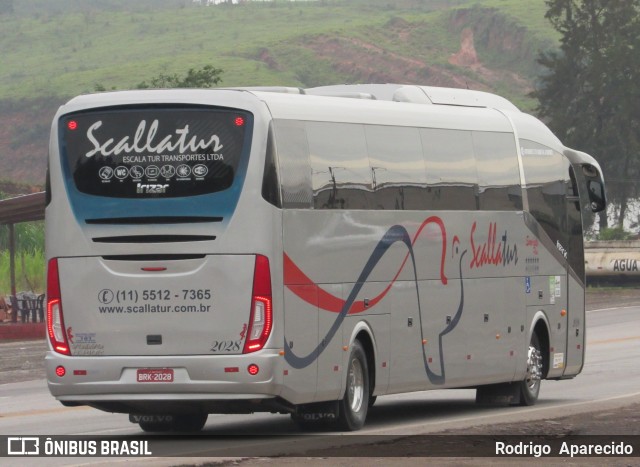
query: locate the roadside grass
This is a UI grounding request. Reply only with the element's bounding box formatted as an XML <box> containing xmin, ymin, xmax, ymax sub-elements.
<box><xmin>0</xmin><ymin>249</ymin><xmax>45</xmax><ymax>295</ymax></box>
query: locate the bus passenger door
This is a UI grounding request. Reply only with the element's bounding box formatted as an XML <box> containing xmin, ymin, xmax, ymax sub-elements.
<box><xmin>563</xmin><ymin>163</ymin><xmax>589</xmax><ymax>376</ymax></box>
<box><xmin>565</xmin><ymin>275</ymin><xmax>585</xmax><ymax>376</ymax></box>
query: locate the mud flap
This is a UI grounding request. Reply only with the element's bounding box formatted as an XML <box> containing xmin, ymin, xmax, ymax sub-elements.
<box><xmin>129</xmin><ymin>414</ymin><xmax>174</xmax><ymax>424</ymax></box>
<box><xmin>293</xmin><ymin>401</ymin><xmax>340</xmax><ymax>423</ymax></box>
<box><xmin>475</xmin><ymin>382</ymin><xmax>521</xmax><ymax>406</ymax></box>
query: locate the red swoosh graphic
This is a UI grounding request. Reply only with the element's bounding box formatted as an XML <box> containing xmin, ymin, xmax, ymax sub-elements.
<box><xmin>284</xmin><ymin>216</ymin><xmax>448</xmax><ymax>314</ymax></box>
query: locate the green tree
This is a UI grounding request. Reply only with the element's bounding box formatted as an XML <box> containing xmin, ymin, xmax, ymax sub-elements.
<box><xmin>135</xmin><ymin>64</ymin><xmax>223</xmax><ymax>89</ymax></box>
<box><xmin>95</xmin><ymin>64</ymin><xmax>224</xmax><ymax>92</ymax></box>
<box><xmin>532</xmin><ymin>0</ymin><xmax>640</xmax><ymax>228</ymax></box>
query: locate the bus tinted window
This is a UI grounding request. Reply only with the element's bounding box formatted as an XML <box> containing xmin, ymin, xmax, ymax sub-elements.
<box><xmin>365</xmin><ymin>125</ymin><xmax>427</xmax><ymax>210</ymax></box>
<box><xmin>273</xmin><ymin>120</ymin><xmax>313</xmax><ymax>209</ymax></box>
<box><xmin>61</xmin><ymin>107</ymin><xmax>250</xmax><ymax>198</ymax></box>
<box><xmin>307</xmin><ymin>122</ymin><xmax>373</xmax><ymax>210</ymax></box>
<box><xmin>274</xmin><ymin>123</ymin><xmax>524</xmax><ymax>212</ymax></box>
<box><xmin>262</xmin><ymin>123</ymin><xmax>282</xmax><ymax>208</ymax></box>
<box><xmin>520</xmin><ymin>139</ymin><xmax>566</xmax><ymax>251</ymax></box>
<box><xmin>565</xmin><ymin>161</ymin><xmax>585</xmax><ymax>279</ymax></box>
<box><xmin>472</xmin><ymin>131</ymin><xmax>522</xmax><ymax>210</ymax></box>
<box><xmin>421</xmin><ymin>129</ymin><xmax>478</xmax><ymax>210</ymax></box>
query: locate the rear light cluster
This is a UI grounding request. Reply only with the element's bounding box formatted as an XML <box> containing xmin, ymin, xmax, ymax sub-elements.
<box><xmin>243</xmin><ymin>255</ymin><xmax>273</xmax><ymax>354</ymax></box>
<box><xmin>47</xmin><ymin>259</ymin><xmax>71</xmax><ymax>356</ymax></box>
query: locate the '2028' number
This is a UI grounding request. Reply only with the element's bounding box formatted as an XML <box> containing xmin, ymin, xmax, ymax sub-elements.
<box><xmin>210</xmin><ymin>340</ymin><xmax>241</xmax><ymax>352</ymax></box>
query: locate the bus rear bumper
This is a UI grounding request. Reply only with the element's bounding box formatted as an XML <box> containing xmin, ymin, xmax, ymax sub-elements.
<box><xmin>46</xmin><ymin>350</ymin><xmax>287</xmax><ymax>414</ymax></box>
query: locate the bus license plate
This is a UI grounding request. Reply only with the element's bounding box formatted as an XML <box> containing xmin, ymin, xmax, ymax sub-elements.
<box><xmin>136</xmin><ymin>368</ymin><xmax>174</xmax><ymax>383</ymax></box>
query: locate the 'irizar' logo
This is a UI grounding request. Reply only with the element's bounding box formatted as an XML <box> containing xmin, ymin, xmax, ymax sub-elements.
<box><xmin>136</xmin><ymin>183</ymin><xmax>169</xmax><ymax>194</ymax></box>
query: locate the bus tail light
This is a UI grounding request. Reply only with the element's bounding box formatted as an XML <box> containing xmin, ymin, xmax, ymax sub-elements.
<box><xmin>243</xmin><ymin>255</ymin><xmax>272</xmax><ymax>354</ymax></box>
<box><xmin>47</xmin><ymin>258</ymin><xmax>71</xmax><ymax>356</ymax></box>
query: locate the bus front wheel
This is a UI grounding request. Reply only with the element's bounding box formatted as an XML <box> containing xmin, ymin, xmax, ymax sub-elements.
<box><xmin>337</xmin><ymin>340</ymin><xmax>370</xmax><ymax>431</ymax></box>
<box><xmin>519</xmin><ymin>333</ymin><xmax>543</xmax><ymax>406</ymax></box>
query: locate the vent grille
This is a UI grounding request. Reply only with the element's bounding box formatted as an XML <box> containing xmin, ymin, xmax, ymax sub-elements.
<box><xmin>93</xmin><ymin>235</ymin><xmax>216</xmax><ymax>243</ymax></box>
<box><xmin>102</xmin><ymin>254</ymin><xmax>206</xmax><ymax>261</ymax></box>
<box><xmin>85</xmin><ymin>216</ymin><xmax>222</xmax><ymax>225</ymax></box>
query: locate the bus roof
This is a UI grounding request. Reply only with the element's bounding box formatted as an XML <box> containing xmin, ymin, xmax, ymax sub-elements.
<box><xmin>306</xmin><ymin>84</ymin><xmax>521</xmax><ymax>111</ymax></box>
<box><xmin>58</xmin><ymin>85</ymin><xmax>564</xmax><ymax>153</ymax></box>
<box><xmin>251</xmin><ymin>89</ymin><xmax>515</xmax><ymax>133</ymax></box>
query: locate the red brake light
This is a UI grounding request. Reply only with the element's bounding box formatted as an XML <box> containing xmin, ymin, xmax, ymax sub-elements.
<box><xmin>235</xmin><ymin>116</ymin><xmax>245</xmax><ymax>127</ymax></box>
<box><xmin>67</xmin><ymin>120</ymin><xmax>77</xmax><ymax>131</ymax></box>
<box><xmin>47</xmin><ymin>259</ymin><xmax>71</xmax><ymax>356</ymax></box>
<box><xmin>243</xmin><ymin>255</ymin><xmax>272</xmax><ymax>354</ymax></box>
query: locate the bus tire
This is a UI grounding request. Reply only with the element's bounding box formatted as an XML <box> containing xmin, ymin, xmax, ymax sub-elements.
<box><xmin>138</xmin><ymin>418</ymin><xmax>172</xmax><ymax>433</ymax></box>
<box><xmin>519</xmin><ymin>332</ymin><xmax>543</xmax><ymax>406</ymax></box>
<box><xmin>170</xmin><ymin>413</ymin><xmax>208</xmax><ymax>432</ymax></box>
<box><xmin>336</xmin><ymin>340</ymin><xmax>369</xmax><ymax>431</ymax></box>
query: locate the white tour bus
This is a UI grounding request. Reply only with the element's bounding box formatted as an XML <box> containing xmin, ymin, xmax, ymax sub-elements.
<box><xmin>45</xmin><ymin>84</ymin><xmax>606</xmax><ymax>432</ymax></box>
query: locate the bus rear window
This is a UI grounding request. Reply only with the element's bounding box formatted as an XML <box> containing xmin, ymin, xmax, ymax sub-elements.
<box><xmin>61</xmin><ymin>107</ymin><xmax>250</xmax><ymax>198</ymax></box>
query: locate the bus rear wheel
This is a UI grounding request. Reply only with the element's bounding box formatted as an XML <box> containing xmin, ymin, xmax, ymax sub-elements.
<box><xmin>336</xmin><ymin>340</ymin><xmax>369</xmax><ymax>431</ymax></box>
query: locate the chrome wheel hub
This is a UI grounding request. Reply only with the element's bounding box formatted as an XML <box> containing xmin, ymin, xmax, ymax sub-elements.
<box><xmin>525</xmin><ymin>344</ymin><xmax>543</xmax><ymax>391</ymax></box>
<box><xmin>347</xmin><ymin>357</ymin><xmax>365</xmax><ymax>413</ymax></box>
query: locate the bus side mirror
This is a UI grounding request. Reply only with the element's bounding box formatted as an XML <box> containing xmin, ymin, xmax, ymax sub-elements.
<box><xmin>587</xmin><ymin>180</ymin><xmax>605</xmax><ymax>212</ymax></box>
<box><xmin>583</xmin><ymin>164</ymin><xmax>606</xmax><ymax>213</ymax></box>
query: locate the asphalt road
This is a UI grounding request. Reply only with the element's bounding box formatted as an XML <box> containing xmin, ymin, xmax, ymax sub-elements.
<box><xmin>1</xmin><ymin>301</ymin><xmax>639</xmax><ymax>465</ymax></box>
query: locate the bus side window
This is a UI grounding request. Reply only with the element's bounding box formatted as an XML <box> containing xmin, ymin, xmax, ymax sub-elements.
<box><xmin>565</xmin><ymin>162</ymin><xmax>585</xmax><ymax>279</ymax></box>
<box><xmin>421</xmin><ymin>129</ymin><xmax>478</xmax><ymax>211</ymax></box>
<box><xmin>567</xmin><ymin>162</ymin><xmax>581</xmax><ymax>211</ymax></box>
<box><xmin>520</xmin><ymin>140</ymin><xmax>565</xmax><ymax>246</ymax></box>
<box><xmin>262</xmin><ymin>124</ymin><xmax>282</xmax><ymax>208</ymax></box>
<box><xmin>472</xmin><ymin>131</ymin><xmax>522</xmax><ymax>211</ymax></box>
<box><xmin>307</xmin><ymin>122</ymin><xmax>373</xmax><ymax>210</ymax></box>
<box><xmin>365</xmin><ymin>125</ymin><xmax>427</xmax><ymax>210</ymax></box>
<box><xmin>273</xmin><ymin>119</ymin><xmax>313</xmax><ymax>209</ymax></box>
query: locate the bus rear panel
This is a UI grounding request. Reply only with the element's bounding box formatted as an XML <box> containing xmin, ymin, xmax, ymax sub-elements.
<box><xmin>45</xmin><ymin>91</ymin><xmax>286</xmax><ymax>418</ymax></box>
